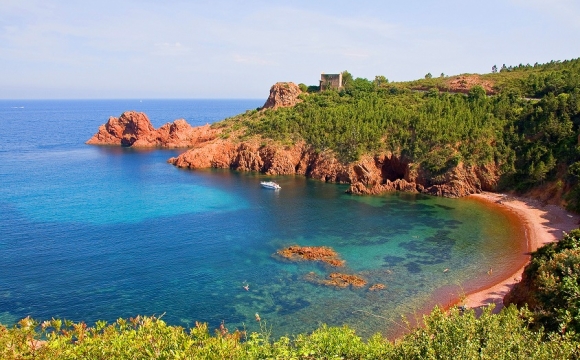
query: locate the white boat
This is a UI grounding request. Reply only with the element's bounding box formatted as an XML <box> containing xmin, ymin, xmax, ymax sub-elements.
<box><xmin>260</xmin><ymin>181</ymin><xmax>281</xmax><ymax>190</ymax></box>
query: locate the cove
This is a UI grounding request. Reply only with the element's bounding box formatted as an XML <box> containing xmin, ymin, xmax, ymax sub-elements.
<box><xmin>0</xmin><ymin>100</ymin><xmax>526</xmax><ymax>339</ymax></box>
<box><xmin>0</xmin><ymin>166</ymin><xmax>525</xmax><ymax>339</ymax></box>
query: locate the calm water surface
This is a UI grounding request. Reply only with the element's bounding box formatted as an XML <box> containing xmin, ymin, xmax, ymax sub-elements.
<box><xmin>0</xmin><ymin>100</ymin><xmax>526</xmax><ymax>338</ymax></box>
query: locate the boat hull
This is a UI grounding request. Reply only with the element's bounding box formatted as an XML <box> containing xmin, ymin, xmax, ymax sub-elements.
<box><xmin>260</xmin><ymin>181</ymin><xmax>281</xmax><ymax>190</ymax></box>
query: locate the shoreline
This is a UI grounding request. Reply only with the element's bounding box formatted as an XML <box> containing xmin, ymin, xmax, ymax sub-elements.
<box><xmin>462</xmin><ymin>192</ymin><xmax>579</xmax><ymax>311</ymax></box>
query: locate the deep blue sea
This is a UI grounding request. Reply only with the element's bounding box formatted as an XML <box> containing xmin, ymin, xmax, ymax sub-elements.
<box><xmin>0</xmin><ymin>99</ymin><xmax>526</xmax><ymax>338</ymax></box>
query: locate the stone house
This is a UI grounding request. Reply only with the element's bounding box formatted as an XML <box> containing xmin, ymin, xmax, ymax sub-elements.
<box><xmin>319</xmin><ymin>73</ymin><xmax>343</xmax><ymax>90</ymax></box>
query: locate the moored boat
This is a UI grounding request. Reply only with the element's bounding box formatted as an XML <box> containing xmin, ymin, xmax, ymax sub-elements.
<box><xmin>260</xmin><ymin>181</ymin><xmax>281</xmax><ymax>190</ymax></box>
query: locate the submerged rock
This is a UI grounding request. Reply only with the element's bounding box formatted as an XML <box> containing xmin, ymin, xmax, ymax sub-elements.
<box><xmin>276</xmin><ymin>245</ymin><xmax>345</xmax><ymax>267</ymax></box>
<box><xmin>305</xmin><ymin>272</ymin><xmax>367</xmax><ymax>288</ymax></box>
<box><xmin>369</xmin><ymin>283</ymin><xmax>386</xmax><ymax>291</ymax></box>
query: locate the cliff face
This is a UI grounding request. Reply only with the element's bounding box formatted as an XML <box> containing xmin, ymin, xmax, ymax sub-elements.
<box><xmin>86</xmin><ymin>111</ymin><xmax>217</xmax><ymax>148</ymax></box>
<box><xmin>168</xmin><ymin>138</ymin><xmax>499</xmax><ymax>198</ymax></box>
<box><xmin>262</xmin><ymin>82</ymin><xmax>302</xmax><ymax>109</ymax></box>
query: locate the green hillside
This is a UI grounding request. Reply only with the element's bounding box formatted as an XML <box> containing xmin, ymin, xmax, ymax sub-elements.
<box><xmin>220</xmin><ymin>58</ymin><xmax>580</xmax><ymax>209</ymax></box>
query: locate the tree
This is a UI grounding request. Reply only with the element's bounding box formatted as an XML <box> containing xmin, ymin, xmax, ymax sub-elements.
<box><xmin>373</xmin><ymin>75</ymin><xmax>388</xmax><ymax>87</ymax></box>
<box><xmin>492</xmin><ymin>65</ymin><xmax>498</xmax><ymax>73</ymax></box>
<box><xmin>425</xmin><ymin>72</ymin><xmax>433</xmax><ymax>79</ymax></box>
<box><xmin>341</xmin><ymin>70</ymin><xmax>353</xmax><ymax>89</ymax></box>
<box><xmin>468</xmin><ymin>85</ymin><xmax>486</xmax><ymax>101</ymax></box>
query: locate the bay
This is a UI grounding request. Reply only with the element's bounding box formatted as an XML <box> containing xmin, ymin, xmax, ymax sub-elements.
<box><xmin>0</xmin><ymin>99</ymin><xmax>525</xmax><ymax>338</ymax></box>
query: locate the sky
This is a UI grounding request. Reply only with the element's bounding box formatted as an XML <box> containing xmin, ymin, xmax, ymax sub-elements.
<box><xmin>1</xmin><ymin>0</ymin><xmax>579</xmax><ymax>99</ymax></box>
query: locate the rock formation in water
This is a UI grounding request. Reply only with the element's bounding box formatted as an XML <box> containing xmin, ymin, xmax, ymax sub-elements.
<box><xmin>262</xmin><ymin>82</ymin><xmax>302</xmax><ymax>109</ymax></box>
<box><xmin>369</xmin><ymin>283</ymin><xmax>386</xmax><ymax>291</ymax></box>
<box><xmin>86</xmin><ymin>111</ymin><xmax>217</xmax><ymax>148</ymax></box>
<box><xmin>276</xmin><ymin>245</ymin><xmax>345</xmax><ymax>267</ymax></box>
<box><xmin>305</xmin><ymin>272</ymin><xmax>367</xmax><ymax>288</ymax></box>
<box><xmin>324</xmin><ymin>273</ymin><xmax>367</xmax><ymax>288</ymax></box>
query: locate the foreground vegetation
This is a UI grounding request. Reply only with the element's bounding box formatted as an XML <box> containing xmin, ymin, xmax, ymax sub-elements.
<box><xmin>2</xmin><ymin>306</ymin><xmax>578</xmax><ymax>359</ymax></box>
<box><xmin>507</xmin><ymin>228</ymin><xmax>580</xmax><ymax>337</ymax></box>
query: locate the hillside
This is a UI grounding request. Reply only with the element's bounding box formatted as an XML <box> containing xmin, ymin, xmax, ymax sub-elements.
<box><xmin>166</xmin><ymin>58</ymin><xmax>580</xmax><ymax>209</ymax></box>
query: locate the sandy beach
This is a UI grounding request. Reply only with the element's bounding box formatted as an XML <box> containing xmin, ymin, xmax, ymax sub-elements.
<box><xmin>463</xmin><ymin>192</ymin><xmax>580</xmax><ymax>311</ymax></box>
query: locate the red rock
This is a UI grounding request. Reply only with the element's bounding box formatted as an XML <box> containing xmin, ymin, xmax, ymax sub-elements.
<box><xmin>305</xmin><ymin>272</ymin><xmax>367</xmax><ymax>288</ymax></box>
<box><xmin>169</xmin><ymin>136</ymin><xmax>499</xmax><ymax>199</ymax></box>
<box><xmin>89</xmin><ymin>111</ymin><xmax>499</xmax><ymax>199</ymax></box>
<box><xmin>262</xmin><ymin>82</ymin><xmax>302</xmax><ymax>109</ymax></box>
<box><xmin>447</xmin><ymin>75</ymin><xmax>495</xmax><ymax>95</ymax></box>
<box><xmin>276</xmin><ymin>245</ymin><xmax>345</xmax><ymax>267</ymax></box>
<box><xmin>86</xmin><ymin>111</ymin><xmax>217</xmax><ymax>148</ymax></box>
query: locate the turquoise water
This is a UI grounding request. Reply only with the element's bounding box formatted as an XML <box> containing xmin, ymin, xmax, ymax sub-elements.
<box><xmin>0</xmin><ymin>100</ymin><xmax>526</xmax><ymax>338</ymax></box>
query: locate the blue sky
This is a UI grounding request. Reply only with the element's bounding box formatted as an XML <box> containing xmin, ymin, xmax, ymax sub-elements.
<box><xmin>1</xmin><ymin>0</ymin><xmax>579</xmax><ymax>99</ymax></box>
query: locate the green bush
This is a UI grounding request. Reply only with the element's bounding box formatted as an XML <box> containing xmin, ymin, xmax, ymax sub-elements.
<box><xmin>2</xmin><ymin>306</ymin><xmax>579</xmax><ymax>359</ymax></box>
<box><xmin>510</xmin><ymin>229</ymin><xmax>580</xmax><ymax>337</ymax></box>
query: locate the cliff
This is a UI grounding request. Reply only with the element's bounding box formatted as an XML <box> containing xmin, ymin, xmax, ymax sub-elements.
<box><xmin>86</xmin><ymin>111</ymin><xmax>217</xmax><ymax>148</ymax></box>
<box><xmin>168</xmin><ymin>138</ymin><xmax>499</xmax><ymax>198</ymax></box>
<box><xmin>262</xmin><ymin>82</ymin><xmax>302</xmax><ymax>109</ymax></box>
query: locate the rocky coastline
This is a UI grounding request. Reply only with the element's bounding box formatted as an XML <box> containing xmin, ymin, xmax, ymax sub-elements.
<box><xmin>167</xmin><ymin>138</ymin><xmax>499</xmax><ymax>198</ymax></box>
<box><xmin>86</xmin><ymin>94</ymin><xmax>500</xmax><ymax>199</ymax></box>
<box><xmin>86</xmin><ymin>111</ymin><xmax>217</xmax><ymax>148</ymax></box>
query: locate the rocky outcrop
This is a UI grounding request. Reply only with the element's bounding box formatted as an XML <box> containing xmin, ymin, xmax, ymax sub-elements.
<box><xmin>169</xmin><ymin>139</ymin><xmax>500</xmax><ymax>198</ymax></box>
<box><xmin>447</xmin><ymin>75</ymin><xmax>495</xmax><ymax>95</ymax></box>
<box><xmin>411</xmin><ymin>74</ymin><xmax>496</xmax><ymax>95</ymax></box>
<box><xmin>262</xmin><ymin>82</ymin><xmax>302</xmax><ymax>109</ymax></box>
<box><xmin>276</xmin><ymin>245</ymin><xmax>345</xmax><ymax>267</ymax></box>
<box><xmin>345</xmin><ymin>155</ymin><xmax>499</xmax><ymax>198</ymax></box>
<box><xmin>369</xmin><ymin>283</ymin><xmax>386</xmax><ymax>291</ymax></box>
<box><xmin>86</xmin><ymin>111</ymin><xmax>217</xmax><ymax>148</ymax></box>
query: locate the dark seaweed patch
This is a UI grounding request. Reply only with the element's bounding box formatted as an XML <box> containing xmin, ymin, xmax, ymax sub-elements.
<box><xmin>276</xmin><ymin>297</ymin><xmax>311</xmax><ymax>316</ymax></box>
<box><xmin>405</xmin><ymin>262</ymin><xmax>422</xmax><ymax>273</ymax></box>
<box><xmin>398</xmin><ymin>230</ymin><xmax>456</xmax><ymax>269</ymax></box>
<box><xmin>383</xmin><ymin>255</ymin><xmax>406</xmax><ymax>266</ymax></box>
<box><xmin>434</xmin><ymin>204</ymin><xmax>455</xmax><ymax>210</ymax></box>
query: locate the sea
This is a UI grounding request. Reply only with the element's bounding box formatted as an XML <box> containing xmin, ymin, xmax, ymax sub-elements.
<box><xmin>0</xmin><ymin>99</ymin><xmax>527</xmax><ymax>339</ymax></box>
